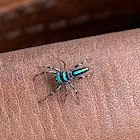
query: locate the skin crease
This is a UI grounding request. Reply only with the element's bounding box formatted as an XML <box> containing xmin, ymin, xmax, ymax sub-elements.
<box><xmin>0</xmin><ymin>29</ymin><xmax>140</xmax><ymax>140</ymax></box>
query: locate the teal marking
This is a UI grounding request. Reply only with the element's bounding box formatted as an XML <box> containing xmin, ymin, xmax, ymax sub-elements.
<box><xmin>67</xmin><ymin>71</ymin><xmax>72</xmax><ymax>79</ymax></box>
<box><xmin>57</xmin><ymin>73</ymin><xmax>62</xmax><ymax>83</ymax></box>
<box><xmin>73</xmin><ymin>67</ymin><xmax>88</xmax><ymax>76</ymax></box>
<box><xmin>63</xmin><ymin>72</ymin><xmax>67</xmax><ymax>81</ymax></box>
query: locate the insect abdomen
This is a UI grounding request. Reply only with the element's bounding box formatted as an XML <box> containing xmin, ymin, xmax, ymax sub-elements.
<box><xmin>56</xmin><ymin>73</ymin><xmax>62</xmax><ymax>83</ymax></box>
<box><xmin>72</xmin><ymin>67</ymin><xmax>89</xmax><ymax>76</ymax></box>
<box><xmin>56</xmin><ymin>72</ymin><xmax>72</xmax><ymax>83</ymax></box>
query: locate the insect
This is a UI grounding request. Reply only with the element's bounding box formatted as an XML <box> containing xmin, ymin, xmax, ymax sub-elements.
<box><xmin>34</xmin><ymin>58</ymin><xmax>93</xmax><ymax>103</ymax></box>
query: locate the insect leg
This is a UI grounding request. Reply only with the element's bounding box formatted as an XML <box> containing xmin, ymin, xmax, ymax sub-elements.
<box><xmin>63</xmin><ymin>83</ymin><xmax>68</xmax><ymax>102</ymax></box>
<box><xmin>68</xmin><ymin>81</ymin><xmax>78</xmax><ymax>98</ymax></box>
<box><xmin>57</xmin><ymin>58</ymin><xmax>67</xmax><ymax>70</ymax></box>
<box><xmin>73</xmin><ymin>73</ymin><xmax>93</xmax><ymax>80</ymax></box>
<box><xmin>50</xmin><ymin>84</ymin><xmax>62</xmax><ymax>96</ymax></box>
<box><xmin>38</xmin><ymin>84</ymin><xmax>62</xmax><ymax>103</ymax></box>
<box><xmin>34</xmin><ymin>70</ymin><xmax>56</xmax><ymax>80</ymax></box>
<box><xmin>70</xmin><ymin>58</ymin><xmax>91</xmax><ymax>71</ymax></box>
<box><xmin>65</xmin><ymin>83</ymin><xmax>68</xmax><ymax>96</ymax></box>
<box><xmin>47</xmin><ymin>66</ymin><xmax>60</xmax><ymax>72</ymax></box>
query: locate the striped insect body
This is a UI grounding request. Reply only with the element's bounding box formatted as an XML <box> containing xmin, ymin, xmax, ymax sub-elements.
<box><xmin>34</xmin><ymin>58</ymin><xmax>92</xmax><ymax>103</ymax></box>
<box><xmin>72</xmin><ymin>67</ymin><xmax>89</xmax><ymax>76</ymax></box>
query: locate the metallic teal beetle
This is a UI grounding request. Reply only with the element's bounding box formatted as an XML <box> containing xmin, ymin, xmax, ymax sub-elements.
<box><xmin>34</xmin><ymin>58</ymin><xmax>92</xmax><ymax>103</ymax></box>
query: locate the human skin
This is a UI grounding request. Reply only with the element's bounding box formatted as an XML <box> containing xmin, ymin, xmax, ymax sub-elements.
<box><xmin>0</xmin><ymin>29</ymin><xmax>140</xmax><ymax>140</ymax></box>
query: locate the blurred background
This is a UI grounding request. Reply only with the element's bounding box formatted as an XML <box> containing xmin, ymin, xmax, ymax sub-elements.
<box><xmin>0</xmin><ymin>0</ymin><xmax>139</xmax><ymax>53</ymax></box>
